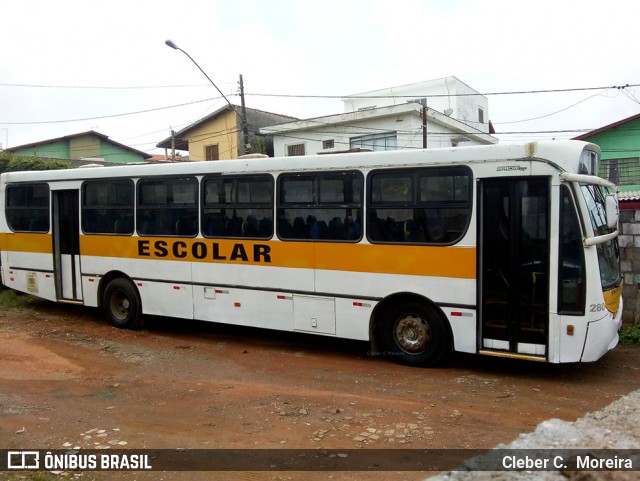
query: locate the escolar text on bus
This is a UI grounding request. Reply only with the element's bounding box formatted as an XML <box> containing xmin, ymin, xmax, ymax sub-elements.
<box><xmin>137</xmin><ymin>239</ymin><xmax>272</xmax><ymax>263</ymax></box>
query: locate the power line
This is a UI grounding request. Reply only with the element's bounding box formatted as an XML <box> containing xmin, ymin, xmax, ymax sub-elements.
<box><xmin>4</xmin><ymin>82</ymin><xmax>639</xmax><ymax>152</ymax></box>
<box><xmin>2</xmin><ymin>82</ymin><xmax>638</xmax><ymax>127</ymax></box>
<box><xmin>0</xmin><ymin>82</ymin><xmax>210</xmax><ymax>90</ymax></box>
<box><xmin>0</xmin><ymin>96</ymin><xmax>224</xmax><ymax>125</ymax></box>
<box><xmin>245</xmin><ymin>83</ymin><xmax>640</xmax><ymax>100</ymax></box>
<box><xmin>493</xmin><ymin>93</ymin><xmax>605</xmax><ymax>125</ymax></box>
<box><xmin>2</xmin><ymin>81</ymin><xmax>637</xmax><ymax>98</ymax></box>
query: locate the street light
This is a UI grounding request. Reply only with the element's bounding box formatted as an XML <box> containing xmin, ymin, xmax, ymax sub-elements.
<box><xmin>165</xmin><ymin>39</ymin><xmax>248</xmax><ymax>155</ymax></box>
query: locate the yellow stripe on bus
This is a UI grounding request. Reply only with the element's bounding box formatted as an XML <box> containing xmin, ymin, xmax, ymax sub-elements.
<box><xmin>0</xmin><ymin>233</ymin><xmax>52</xmax><ymax>254</ymax></box>
<box><xmin>3</xmin><ymin>233</ymin><xmax>476</xmax><ymax>279</ymax></box>
<box><xmin>314</xmin><ymin>242</ymin><xmax>476</xmax><ymax>278</ymax></box>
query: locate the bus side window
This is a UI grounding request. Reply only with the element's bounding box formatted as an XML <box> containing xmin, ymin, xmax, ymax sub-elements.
<box><xmin>558</xmin><ymin>186</ymin><xmax>586</xmax><ymax>314</ymax></box>
<box><xmin>82</xmin><ymin>180</ymin><xmax>134</xmax><ymax>235</ymax></box>
<box><xmin>6</xmin><ymin>183</ymin><xmax>50</xmax><ymax>233</ymax></box>
<box><xmin>367</xmin><ymin>167</ymin><xmax>471</xmax><ymax>245</ymax></box>
<box><xmin>202</xmin><ymin>175</ymin><xmax>273</xmax><ymax>239</ymax></box>
<box><xmin>277</xmin><ymin>171</ymin><xmax>363</xmax><ymax>242</ymax></box>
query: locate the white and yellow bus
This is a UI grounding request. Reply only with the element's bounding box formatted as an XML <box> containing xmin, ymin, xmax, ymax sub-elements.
<box><xmin>0</xmin><ymin>140</ymin><xmax>623</xmax><ymax>366</ymax></box>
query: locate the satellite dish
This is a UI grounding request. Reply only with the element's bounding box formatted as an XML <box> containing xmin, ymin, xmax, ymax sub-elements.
<box><xmin>444</xmin><ymin>108</ymin><xmax>453</xmax><ymax>117</ymax></box>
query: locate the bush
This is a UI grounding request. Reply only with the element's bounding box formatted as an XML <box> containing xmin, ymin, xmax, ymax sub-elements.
<box><xmin>619</xmin><ymin>323</ymin><xmax>640</xmax><ymax>346</ymax></box>
<box><xmin>0</xmin><ymin>151</ymin><xmax>71</xmax><ymax>173</ymax></box>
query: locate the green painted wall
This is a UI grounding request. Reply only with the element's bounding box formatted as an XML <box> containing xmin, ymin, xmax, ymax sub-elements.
<box><xmin>14</xmin><ymin>140</ymin><xmax>70</xmax><ymax>159</ymax></box>
<box><xmin>13</xmin><ymin>135</ymin><xmax>146</xmax><ymax>164</ymax></box>
<box><xmin>580</xmin><ymin>117</ymin><xmax>640</xmax><ymax>187</ymax></box>
<box><xmin>98</xmin><ymin>140</ymin><xmax>145</xmax><ymax>163</ymax></box>
<box><xmin>580</xmin><ymin>117</ymin><xmax>640</xmax><ymax>161</ymax></box>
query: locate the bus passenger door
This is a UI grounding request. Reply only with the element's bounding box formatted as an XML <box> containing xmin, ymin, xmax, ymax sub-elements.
<box><xmin>52</xmin><ymin>190</ymin><xmax>83</xmax><ymax>302</ymax></box>
<box><xmin>479</xmin><ymin>178</ymin><xmax>549</xmax><ymax>359</ymax></box>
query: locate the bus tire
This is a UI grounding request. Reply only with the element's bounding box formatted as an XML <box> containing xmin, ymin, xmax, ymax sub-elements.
<box><xmin>381</xmin><ymin>301</ymin><xmax>447</xmax><ymax>367</ymax></box>
<box><xmin>103</xmin><ymin>278</ymin><xmax>143</xmax><ymax>329</ymax></box>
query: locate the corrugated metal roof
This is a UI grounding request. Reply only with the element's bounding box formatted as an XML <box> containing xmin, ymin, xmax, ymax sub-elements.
<box><xmin>619</xmin><ymin>190</ymin><xmax>640</xmax><ymax>201</ymax></box>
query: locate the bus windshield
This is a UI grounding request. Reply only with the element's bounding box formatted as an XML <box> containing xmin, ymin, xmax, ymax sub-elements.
<box><xmin>580</xmin><ymin>184</ymin><xmax>621</xmax><ymax>289</ymax></box>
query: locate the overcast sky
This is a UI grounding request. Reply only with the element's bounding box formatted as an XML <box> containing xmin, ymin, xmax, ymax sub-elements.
<box><xmin>2</xmin><ymin>0</ymin><xmax>639</xmax><ymax>154</ymax></box>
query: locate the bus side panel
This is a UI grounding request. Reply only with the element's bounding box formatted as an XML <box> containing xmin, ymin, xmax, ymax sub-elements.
<box><xmin>81</xmin><ymin>275</ymin><xmax>100</xmax><ymax>308</ymax></box>
<box><xmin>444</xmin><ymin>309</ymin><xmax>477</xmax><ymax>354</ymax></box>
<box><xmin>192</xmin><ymin>263</ymin><xmax>307</xmax><ymax>330</ymax></box>
<box><xmin>335</xmin><ymin>297</ymin><xmax>374</xmax><ymax>341</ymax></box>
<box><xmin>136</xmin><ymin>280</ymin><xmax>193</xmax><ymax>319</ymax></box>
<box><xmin>194</xmin><ymin>285</ymin><xmax>294</xmax><ymax>330</ymax></box>
<box><xmin>81</xmin><ymin>255</ymin><xmax>195</xmax><ymax>320</ymax></box>
<box><xmin>2</xmin><ymin>250</ymin><xmax>57</xmax><ymax>302</ymax></box>
<box><xmin>191</xmin><ymin>262</ymin><xmax>314</xmax><ymax>294</ymax></box>
<box><xmin>316</xmin><ymin>269</ymin><xmax>476</xmax><ymax>307</ymax></box>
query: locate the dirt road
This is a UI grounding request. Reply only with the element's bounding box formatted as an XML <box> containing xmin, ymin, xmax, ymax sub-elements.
<box><xmin>1</xmin><ymin>300</ymin><xmax>639</xmax><ymax>480</ymax></box>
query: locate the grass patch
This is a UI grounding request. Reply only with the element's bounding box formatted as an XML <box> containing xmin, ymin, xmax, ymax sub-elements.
<box><xmin>0</xmin><ymin>288</ymin><xmax>43</xmax><ymax>308</ymax></box>
<box><xmin>619</xmin><ymin>322</ymin><xmax>640</xmax><ymax>346</ymax></box>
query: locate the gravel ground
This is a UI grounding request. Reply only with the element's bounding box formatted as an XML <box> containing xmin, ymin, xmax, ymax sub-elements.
<box><xmin>427</xmin><ymin>388</ymin><xmax>640</xmax><ymax>480</ymax></box>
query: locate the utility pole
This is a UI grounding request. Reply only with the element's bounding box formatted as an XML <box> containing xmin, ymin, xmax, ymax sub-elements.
<box><xmin>422</xmin><ymin>104</ymin><xmax>427</xmax><ymax>149</ymax></box>
<box><xmin>170</xmin><ymin>129</ymin><xmax>176</xmax><ymax>161</ymax></box>
<box><xmin>239</xmin><ymin>74</ymin><xmax>250</xmax><ymax>154</ymax></box>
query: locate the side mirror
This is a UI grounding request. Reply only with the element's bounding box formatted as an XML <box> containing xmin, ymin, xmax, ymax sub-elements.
<box><xmin>605</xmin><ymin>195</ymin><xmax>618</xmax><ymax>229</ymax></box>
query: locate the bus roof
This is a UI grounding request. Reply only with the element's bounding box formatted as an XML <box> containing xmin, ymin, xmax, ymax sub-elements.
<box><xmin>1</xmin><ymin>140</ymin><xmax>598</xmax><ymax>184</ymax></box>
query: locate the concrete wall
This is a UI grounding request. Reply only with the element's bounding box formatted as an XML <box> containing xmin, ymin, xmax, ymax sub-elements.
<box><xmin>619</xmin><ymin>208</ymin><xmax>640</xmax><ymax>324</ymax></box>
<box><xmin>343</xmin><ymin>77</ymin><xmax>490</xmax><ymax>134</ymax></box>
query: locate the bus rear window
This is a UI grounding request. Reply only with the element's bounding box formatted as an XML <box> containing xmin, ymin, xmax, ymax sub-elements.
<box><xmin>5</xmin><ymin>183</ymin><xmax>50</xmax><ymax>232</ymax></box>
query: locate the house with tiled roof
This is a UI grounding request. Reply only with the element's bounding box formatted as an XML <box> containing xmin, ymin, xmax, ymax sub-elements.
<box><xmin>157</xmin><ymin>105</ymin><xmax>297</xmax><ymax>161</ymax></box>
<box><xmin>8</xmin><ymin>130</ymin><xmax>151</xmax><ymax>165</ymax></box>
<box><xmin>574</xmin><ymin>112</ymin><xmax>640</xmax><ymax>324</ymax></box>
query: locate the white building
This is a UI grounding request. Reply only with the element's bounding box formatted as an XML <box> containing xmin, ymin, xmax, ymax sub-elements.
<box><xmin>261</xmin><ymin>76</ymin><xmax>497</xmax><ymax>157</ymax></box>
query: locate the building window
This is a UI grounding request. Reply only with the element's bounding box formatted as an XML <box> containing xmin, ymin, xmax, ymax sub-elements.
<box><xmin>205</xmin><ymin>144</ymin><xmax>219</xmax><ymax>161</ymax></box>
<box><xmin>287</xmin><ymin>143</ymin><xmax>306</xmax><ymax>156</ymax></box>
<box><xmin>322</xmin><ymin>139</ymin><xmax>335</xmax><ymax>150</ymax></box>
<box><xmin>478</xmin><ymin>107</ymin><xmax>484</xmax><ymax>124</ymax></box>
<box><xmin>350</xmin><ymin>132</ymin><xmax>397</xmax><ymax>151</ymax></box>
<box><xmin>600</xmin><ymin>158</ymin><xmax>640</xmax><ymax>186</ymax></box>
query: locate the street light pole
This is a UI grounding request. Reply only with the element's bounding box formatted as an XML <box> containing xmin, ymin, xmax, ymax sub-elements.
<box><xmin>165</xmin><ymin>39</ymin><xmax>247</xmax><ymax>155</ymax></box>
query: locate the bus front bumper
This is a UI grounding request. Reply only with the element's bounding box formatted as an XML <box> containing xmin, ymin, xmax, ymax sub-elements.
<box><xmin>581</xmin><ymin>297</ymin><xmax>624</xmax><ymax>362</ymax></box>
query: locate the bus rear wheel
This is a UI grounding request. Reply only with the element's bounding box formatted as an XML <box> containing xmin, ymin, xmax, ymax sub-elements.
<box><xmin>381</xmin><ymin>301</ymin><xmax>447</xmax><ymax>367</ymax></box>
<box><xmin>103</xmin><ymin>278</ymin><xmax>143</xmax><ymax>329</ymax></box>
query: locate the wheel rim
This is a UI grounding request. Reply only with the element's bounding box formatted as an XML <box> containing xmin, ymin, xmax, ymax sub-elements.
<box><xmin>394</xmin><ymin>314</ymin><xmax>431</xmax><ymax>353</ymax></box>
<box><xmin>109</xmin><ymin>289</ymin><xmax>131</xmax><ymax>321</ymax></box>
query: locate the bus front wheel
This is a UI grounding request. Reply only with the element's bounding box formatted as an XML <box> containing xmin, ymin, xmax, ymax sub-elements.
<box><xmin>103</xmin><ymin>278</ymin><xmax>143</xmax><ymax>329</ymax></box>
<box><xmin>381</xmin><ymin>301</ymin><xmax>447</xmax><ymax>367</ymax></box>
